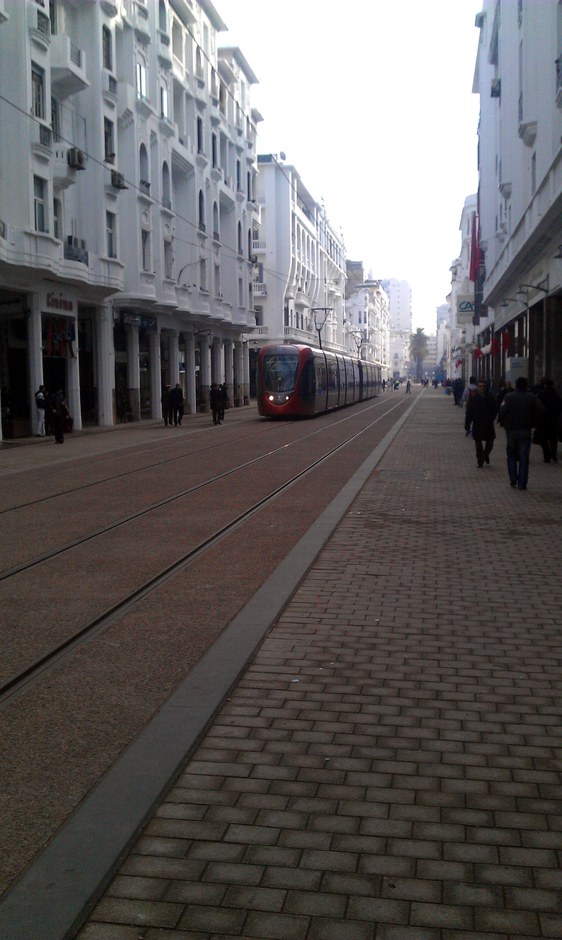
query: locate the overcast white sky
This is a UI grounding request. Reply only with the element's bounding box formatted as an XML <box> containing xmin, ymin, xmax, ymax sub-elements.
<box><xmin>217</xmin><ymin>0</ymin><xmax>482</xmax><ymax>333</ymax></box>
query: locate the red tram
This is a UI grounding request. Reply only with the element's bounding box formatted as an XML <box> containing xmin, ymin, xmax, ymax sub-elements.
<box><xmin>257</xmin><ymin>343</ymin><xmax>380</xmax><ymax>418</ymax></box>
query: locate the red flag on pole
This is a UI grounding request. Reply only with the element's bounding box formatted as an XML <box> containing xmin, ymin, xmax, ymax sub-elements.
<box><xmin>469</xmin><ymin>214</ymin><xmax>481</xmax><ymax>283</ymax></box>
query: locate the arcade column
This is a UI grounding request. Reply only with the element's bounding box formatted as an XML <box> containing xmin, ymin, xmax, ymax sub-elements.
<box><xmin>96</xmin><ymin>304</ymin><xmax>115</xmax><ymax>426</ymax></box>
<box><xmin>185</xmin><ymin>332</ymin><xmax>196</xmax><ymax>415</ymax></box>
<box><xmin>233</xmin><ymin>340</ymin><xmax>243</xmax><ymax>407</ymax></box>
<box><xmin>149</xmin><ymin>326</ymin><xmax>162</xmax><ymax>420</ymax></box>
<box><xmin>26</xmin><ymin>297</ymin><xmax>43</xmax><ymax>429</ymax></box>
<box><xmin>67</xmin><ymin>311</ymin><xmax>82</xmax><ymax>431</ymax></box>
<box><xmin>126</xmin><ymin>322</ymin><xmax>141</xmax><ymax>420</ymax></box>
<box><xmin>199</xmin><ymin>334</ymin><xmax>211</xmax><ymax>411</ymax></box>
<box><xmin>224</xmin><ymin>340</ymin><xmax>234</xmax><ymax>400</ymax></box>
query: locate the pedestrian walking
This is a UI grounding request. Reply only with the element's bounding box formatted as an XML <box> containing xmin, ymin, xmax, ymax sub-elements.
<box><xmin>495</xmin><ymin>379</ymin><xmax>513</xmax><ymax>410</ymax></box>
<box><xmin>34</xmin><ymin>385</ymin><xmax>47</xmax><ymax>437</ymax></box>
<box><xmin>170</xmin><ymin>383</ymin><xmax>184</xmax><ymax>426</ymax></box>
<box><xmin>462</xmin><ymin>375</ymin><xmax>478</xmax><ymax>435</ymax></box>
<box><xmin>48</xmin><ymin>388</ymin><xmax>68</xmax><ymax>444</ymax></box>
<box><xmin>452</xmin><ymin>377</ymin><xmax>464</xmax><ymax>406</ymax></box>
<box><xmin>161</xmin><ymin>385</ymin><xmax>172</xmax><ymax>427</ymax></box>
<box><xmin>499</xmin><ymin>376</ymin><xmax>545</xmax><ymax>490</ymax></box>
<box><xmin>465</xmin><ymin>379</ymin><xmax>498</xmax><ymax>467</ymax></box>
<box><xmin>405</xmin><ymin>380</ymin><xmax>412</xmax><ymax>394</ymax></box>
<box><xmin>210</xmin><ymin>383</ymin><xmax>221</xmax><ymax>425</ymax></box>
<box><xmin>535</xmin><ymin>378</ymin><xmax>561</xmax><ymax>463</ymax></box>
<box><xmin>219</xmin><ymin>383</ymin><xmax>228</xmax><ymax>421</ymax></box>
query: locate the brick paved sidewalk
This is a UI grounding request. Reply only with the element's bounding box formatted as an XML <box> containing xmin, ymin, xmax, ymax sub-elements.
<box><xmin>78</xmin><ymin>391</ymin><xmax>562</xmax><ymax>940</ymax></box>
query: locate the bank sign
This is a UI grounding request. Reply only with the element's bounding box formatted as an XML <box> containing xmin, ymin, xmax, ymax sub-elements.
<box><xmin>457</xmin><ymin>296</ymin><xmax>476</xmax><ymax>322</ymax></box>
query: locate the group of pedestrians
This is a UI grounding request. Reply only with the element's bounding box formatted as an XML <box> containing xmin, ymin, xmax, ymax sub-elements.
<box><xmin>34</xmin><ymin>385</ymin><xmax>71</xmax><ymax>444</ymax></box>
<box><xmin>463</xmin><ymin>374</ymin><xmax>561</xmax><ymax>490</ymax></box>
<box><xmin>161</xmin><ymin>383</ymin><xmax>184</xmax><ymax>427</ymax></box>
<box><xmin>161</xmin><ymin>382</ymin><xmax>229</xmax><ymax>428</ymax></box>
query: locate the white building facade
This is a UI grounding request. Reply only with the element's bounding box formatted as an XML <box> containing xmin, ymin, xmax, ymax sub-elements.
<box><xmin>469</xmin><ymin>0</ymin><xmax>562</xmax><ymax>387</ymax></box>
<box><xmin>449</xmin><ymin>194</ymin><xmax>480</xmax><ymax>379</ymax></box>
<box><xmin>344</xmin><ymin>268</ymin><xmax>390</xmax><ymax>379</ymax></box>
<box><xmin>381</xmin><ymin>278</ymin><xmax>412</xmax><ymax>379</ymax></box>
<box><xmin>250</xmin><ymin>154</ymin><xmax>346</xmax><ymax>372</ymax></box>
<box><xmin>0</xmin><ymin>0</ymin><xmax>259</xmax><ymax>439</ymax></box>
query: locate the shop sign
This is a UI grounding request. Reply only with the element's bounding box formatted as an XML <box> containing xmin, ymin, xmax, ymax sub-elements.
<box><xmin>43</xmin><ymin>289</ymin><xmax>75</xmax><ymax>313</ymax></box>
<box><xmin>457</xmin><ymin>296</ymin><xmax>476</xmax><ymax>324</ymax></box>
<box><xmin>121</xmin><ymin>312</ymin><xmax>157</xmax><ymax>329</ymax></box>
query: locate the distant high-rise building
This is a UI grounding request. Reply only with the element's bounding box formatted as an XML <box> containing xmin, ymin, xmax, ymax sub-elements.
<box><xmin>381</xmin><ymin>279</ymin><xmax>412</xmax><ymax>379</ymax></box>
<box><xmin>381</xmin><ymin>279</ymin><xmax>412</xmax><ymax>332</ymax></box>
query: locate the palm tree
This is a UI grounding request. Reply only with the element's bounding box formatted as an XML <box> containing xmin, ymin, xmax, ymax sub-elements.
<box><xmin>409</xmin><ymin>328</ymin><xmax>429</xmax><ymax>381</ymax></box>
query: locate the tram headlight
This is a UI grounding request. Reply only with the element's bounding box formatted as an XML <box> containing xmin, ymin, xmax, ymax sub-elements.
<box><xmin>268</xmin><ymin>395</ymin><xmax>274</xmax><ymax>401</ymax></box>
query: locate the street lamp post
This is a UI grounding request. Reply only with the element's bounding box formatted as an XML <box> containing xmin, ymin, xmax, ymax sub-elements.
<box><xmin>311</xmin><ymin>307</ymin><xmax>332</xmax><ymax>349</ymax></box>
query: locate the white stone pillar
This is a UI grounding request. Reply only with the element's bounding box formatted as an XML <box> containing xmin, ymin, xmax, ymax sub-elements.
<box><xmin>126</xmin><ymin>322</ymin><xmax>140</xmax><ymax>420</ymax></box>
<box><xmin>185</xmin><ymin>332</ymin><xmax>196</xmax><ymax>415</ymax></box>
<box><xmin>68</xmin><ymin>313</ymin><xmax>82</xmax><ymax>431</ymax></box>
<box><xmin>149</xmin><ymin>326</ymin><xmax>162</xmax><ymax>419</ymax></box>
<box><xmin>233</xmin><ymin>340</ymin><xmax>243</xmax><ymax>407</ymax></box>
<box><xmin>96</xmin><ymin>304</ymin><xmax>115</xmax><ymax>426</ymax></box>
<box><xmin>211</xmin><ymin>337</ymin><xmax>222</xmax><ymax>383</ymax></box>
<box><xmin>243</xmin><ymin>340</ymin><xmax>250</xmax><ymax>404</ymax></box>
<box><xmin>27</xmin><ymin>298</ymin><xmax>43</xmax><ymax>434</ymax></box>
<box><xmin>224</xmin><ymin>339</ymin><xmax>234</xmax><ymax>387</ymax></box>
<box><xmin>168</xmin><ymin>329</ymin><xmax>180</xmax><ymax>385</ymax></box>
<box><xmin>199</xmin><ymin>335</ymin><xmax>211</xmax><ymax>411</ymax></box>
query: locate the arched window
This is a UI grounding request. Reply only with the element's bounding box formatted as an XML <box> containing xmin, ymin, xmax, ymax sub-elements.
<box><xmin>213</xmin><ymin>202</ymin><xmax>219</xmax><ymax>240</ymax></box>
<box><xmin>139</xmin><ymin>144</ymin><xmax>149</xmax><ymax>191</ymax></box>
<box><xmin>247</xmin><ymin>228</ymin><xmax>252</xmax><ymax>259</ymax></box>
<box><xmin>196</xmin><ymin>116</ymin><xmax>203</xmax><ymax>154</ymax></box>
<box><xmin>158</xmin><ymin>0</ymin><xmax>167</xmax><ymax>32</ymax></box>
<box><xmin>162</xmin><ymin>161</ymin><xmax>171</xmax><ymax>207</ymax></box>
<box><xmin>237</xmin><ymin>221</ymin><xmax>243</xmax><ymax>255</ymax></box>
<box><xmin>102</xmin><ymin>25</ymin><xmax>112</xmax><ymax>71</ymax></box>
<box><xmin>136</xmin><ymin>54</ymin><xmax>148</xmax><ymax>100</ymax></box>
<box><xmin>198</xmin><ymin>190</ymin><xmax>205</xmax><ymax>232</ymax></box>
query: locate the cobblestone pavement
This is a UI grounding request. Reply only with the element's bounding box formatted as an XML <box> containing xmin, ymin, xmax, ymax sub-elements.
<box><xmin>71</xmin><ymin>391</ymin><xmax>561</xmax><ymax>938</ymax></box>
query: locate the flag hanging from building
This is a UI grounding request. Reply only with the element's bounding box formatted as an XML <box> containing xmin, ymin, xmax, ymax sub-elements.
<box><xmin>469</xmin><ymin>214</ymin><xmax>481</xmax><ymax>284</ymax></box>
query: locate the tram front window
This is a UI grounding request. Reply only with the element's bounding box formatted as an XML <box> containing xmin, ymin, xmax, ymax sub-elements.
<box><xmin>263</xmin><ymin>352</ymin><xmax>299</xmax><ymax>393</ymax></box>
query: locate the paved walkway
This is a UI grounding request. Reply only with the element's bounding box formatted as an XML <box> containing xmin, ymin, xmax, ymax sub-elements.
<box><xmin>13</xmin><ymin>392</ymin><xmax>562</xmax><ymax>938</ymax></box>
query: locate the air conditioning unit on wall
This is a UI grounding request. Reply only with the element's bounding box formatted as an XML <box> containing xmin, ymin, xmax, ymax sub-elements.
<box><xmin>111</xmin><ymin>170</ymin><xmax>128</xmax><ymax>189</ymax></box>
<box><xmin>67</xmin><ymin>147</ymin><xmax>86</xmax><ymax>169</ymax></box>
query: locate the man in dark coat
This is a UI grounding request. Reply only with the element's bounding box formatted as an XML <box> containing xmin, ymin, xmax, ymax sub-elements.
<box><xmin>170</xmin><ymin>383</ymin><xmax>184</xmax><ymax>426</ymax></box>
<box><xmin>500</xmin><ymin>376</ymin><xmax>545</xmax><ymax>489</ymax></box>
<box><xmin>210</xmin><ymin>383</ymin><xmax>221</xmax><ymax>425</ymax></box>
<box><xmin>535</xmin><ymin>378</ymin><xmax>561</xmax><ymax>463</ymax></box>
<box><xmin>465</xmin><ymin>379</ymin><xmax>498</xmax><ymax>468</ymax></box>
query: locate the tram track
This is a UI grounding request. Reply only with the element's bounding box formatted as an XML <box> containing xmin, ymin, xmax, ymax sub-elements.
<box><xmin>0</xmin><ymin>396</ymin><xmax>408</xmax><ymax>708</ymax></box>
<box><xmin>0</xmin><ymin>422</ymin><xmax>274</xmax><ymax>515</ymax></box>
<box><xmin>0</xmin><ymin>395</ymin><xmax>399</xmax><ymax>516</ymax></box>
<box><xmin>0</xmin><ymin>395</ymin><xmax>400</xmax><ymax>579</ymax></box>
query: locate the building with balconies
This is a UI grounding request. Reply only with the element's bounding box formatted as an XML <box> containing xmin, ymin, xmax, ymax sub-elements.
<box><xmin>0</xmin><ymin>0</ymin><xmax>260</xmax><ymax>439</ymax></box>
<box><xmin>470</xmin><ymin>0</ymin><xmax>562</xmax><ymax>388</ymax></box>
<box><xmin>249</xmin><ymin>153</ymin><xmax>346</xmax><ymax>378</ymax></box>
<box><xmin>344</xmin><ymin>263</ymin><xmax>390</xmax><ymax>379</ymax></box>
